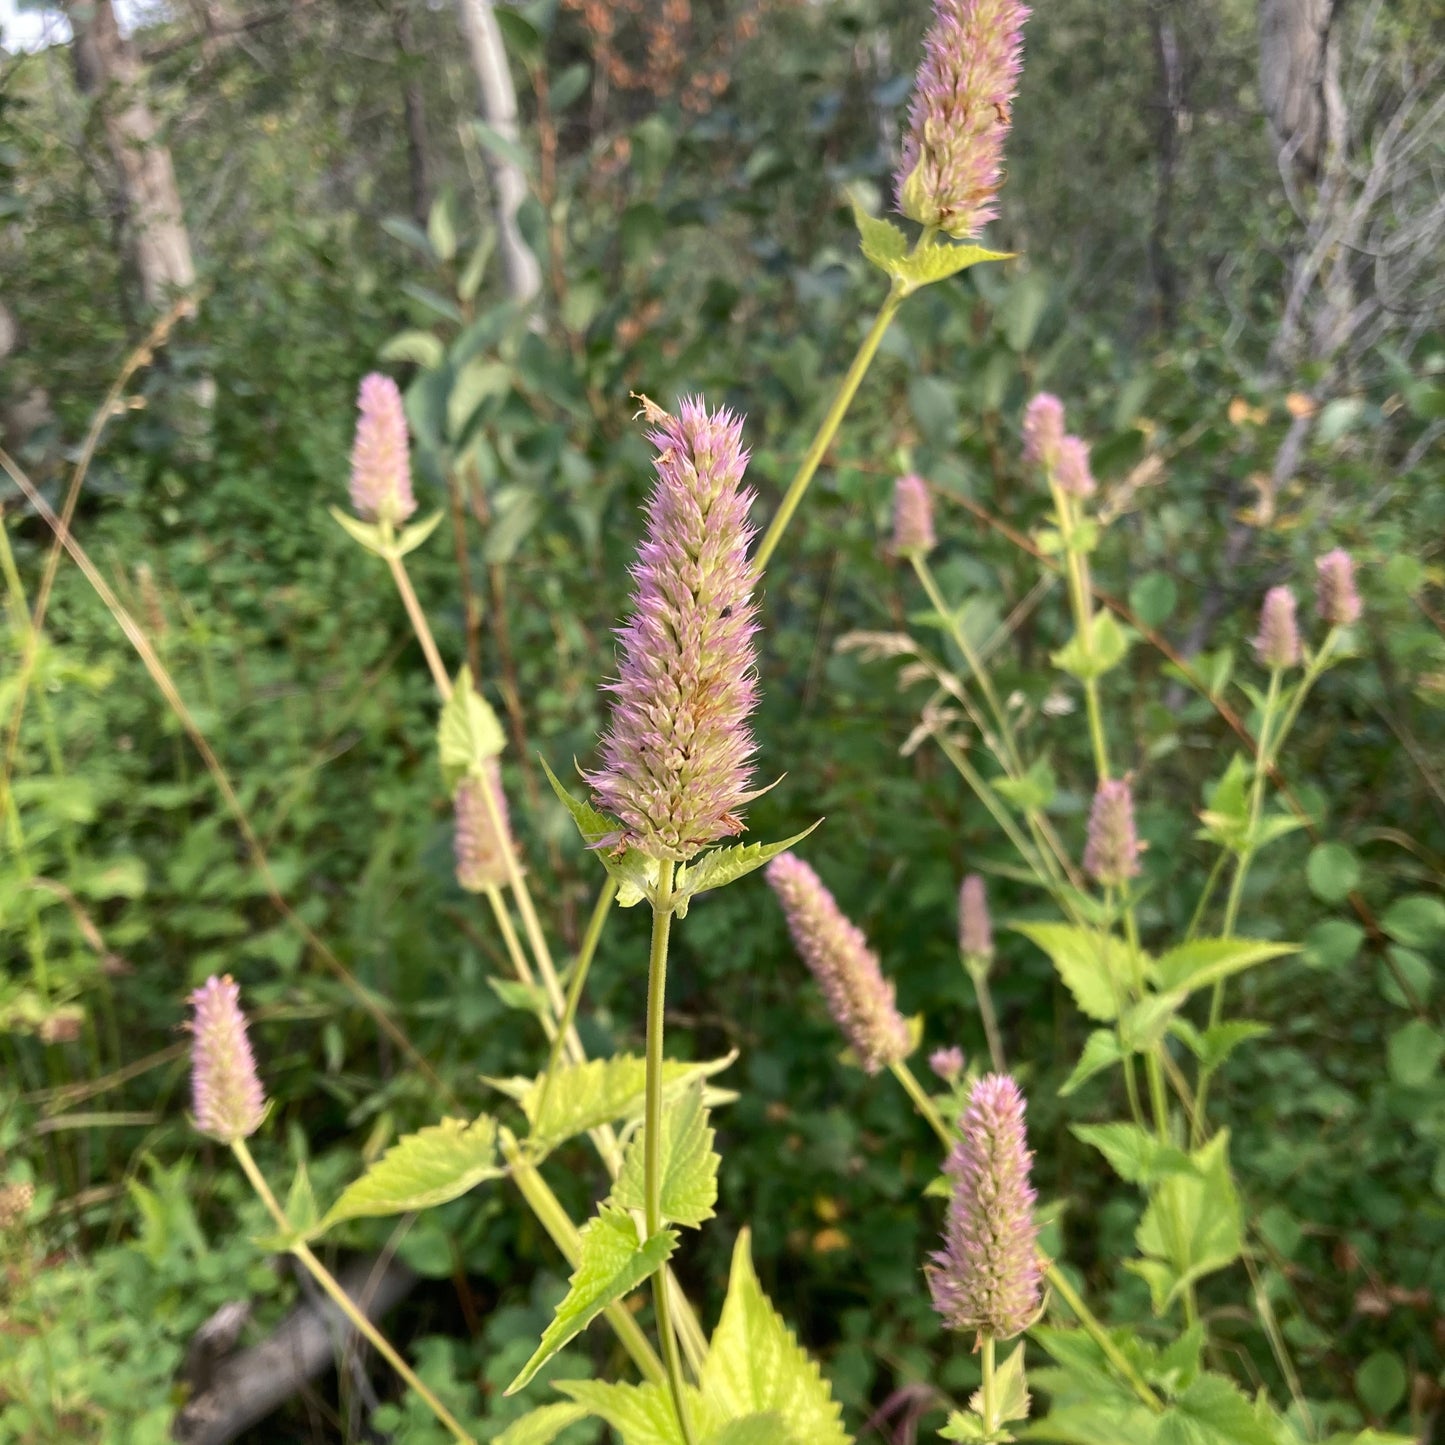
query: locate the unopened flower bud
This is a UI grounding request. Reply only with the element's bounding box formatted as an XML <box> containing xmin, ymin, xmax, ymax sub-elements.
<box><xmin>930</xmin><ymin>1045</ymin><xmax>966</xmax><ymax>1083</ymax></box>
<box><xmin>1084</xmin><ymin>777</ymin><xmax>1142</xmax><ymax>888</ymax></box>
<box><xmin>896</xmin><ymin>0</ymin><xmax>1031</xmax><ymax>239</ymax></box>
<box><xmin>1254</xmin><ymin>585</ymin><xmax>1301</xmax><ymax>670</ymax></box>
<box><xmin>1055</xmin><ymin>435</ymin><xmax>1096</xmax><ymax>498</ymax></box>
<box><xmin>189</xmin><ymin>976</ymin><xmax>266</xmax><ymax>1144</ymax></box>
<box><xmin>766</xmin><ymin>853</ymin><xmax>912</xmax><ymax>1074</ymax></box>
<box><xmin>587</xmin><ymin>398</ymin><xmax>761</xmax><ymax>862</ymax></box>
<box><xmin>454</xmin><ymin>763</ymin><xmax>512</xmax><ymax>891</ymax></box>
<box><xmin>892</xmin><ymin>473</ymin><xmax>936</xmax><ymax>558</ymax></box>
<box><xmin>958</xmin><ymin>873</ymin><xmax>994</xmax><ymax>963</ymax></box>
<box><xmin>927</xmin><ymin>1073</ymin><xmax>1041</xmax><ymax>1340</ymax></box>
<box><xmin>349</xmin><ymin>373</ymin><xmax>417</xmax><ymax>527</ymax></box>
<box><xmin>1315</xmin><ymin>548</ymin><xmax>1361</xmax><ymax>627</ymax></box>
<box><xmin>1021</xmin><ymin>393</ymin><xmax>1065</xmax><ymax>471</ymax></box>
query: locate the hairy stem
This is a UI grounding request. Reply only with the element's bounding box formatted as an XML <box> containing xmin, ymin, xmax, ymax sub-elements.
<box><xmin>645</xmin><ymin>860</ymin><xmax>695</xmax><ymax>1444</ymax></box>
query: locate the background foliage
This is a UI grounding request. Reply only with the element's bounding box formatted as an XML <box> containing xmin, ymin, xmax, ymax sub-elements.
<box><xmin>1</xmin><ymin>0</ymin><xmax>1442</xmax><ymax>1441</ymax></box>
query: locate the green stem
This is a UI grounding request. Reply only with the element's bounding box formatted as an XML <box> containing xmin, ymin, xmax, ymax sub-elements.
<box><xmin>385</xmin><ymin>546</ymin><xmax>453</xmax><ymax>697</ymax></box>
<box><xmin>502</xmin><ymin>1132</ymin><xmax>667</xmax><ymax>1388</ymax></box>
<box><xmin>966</xmin><ymin>959</ymin><xmax>1008</xmax><ymax>1074</ymax></box>
<box><xmin>645</xmin><ymin>860</ymin><xmax>695</xmax><ymax>1445</ymax></box>
<box><xmin>533</xmin><ymin>877</ymin><xmax>618</xmax><ymax>1133</ymax></box>
<box><xmin>1042</xmin><ymin>1265</ymin><xmax>1164</xmax><ymax>1412</ymax></box>
<box><xmin>892</xmin><ymin>1060</ymin><xmax>952</xmax><ymax>1148</ymax></box>
<box><xmin>980</xmin><ymin>1334</ymin><xmax>998</xmax><ymax>1434</ymax></box>
<box><xmin>754</xmin><ymin>285</ymin><xmax>905</xmax><ymax>572</ymax></box>
<box><xmin>232</xmin><ymin>1139</ymin><xmax>477</xmax><ymax>1444</ymax></box>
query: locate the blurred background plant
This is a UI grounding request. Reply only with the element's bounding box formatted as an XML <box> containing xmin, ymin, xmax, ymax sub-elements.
<box><xmin>0</xmin><ymin>0</ymin><xmax>1442</xmax><ymax>1441</ymax></box>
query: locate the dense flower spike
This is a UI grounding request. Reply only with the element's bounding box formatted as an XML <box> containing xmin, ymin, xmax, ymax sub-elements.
<box><xmin>1315</xmin><ymin>549</ymin><xmax>1361</xmax><ymax>627</ymax></box>
<box><xmin>1021</xmin><ymin>392</ymin><xmax>1065</xmax><ymax>470</ymax></box>
<box><xmin>928</xmin><ymin>1073</ymin><xmax>1042</xmax><ymax>1340</ymax></box>
<box><xmin>896</xmin><ymin>0</ymin><xmax>1031</xmax><ymax>238</ymax></box>
<box><xmin>587</xmin><ymin>398</ymin><xmax>761</xmax><ymax>861</ymax></box>
<box><xmin>454</xmin><ymin>764</ymin><xmax>512</xmax><ymax>892</ymax></box>
<box><xmin>1084</xmin><ymin>777</ymin><xmax>1143</xmax><ymax>888</ymax></box>
<box><xmin>1254</xmin><ymin>585</ymin><xmax>1302</xmax><ymax>669</ymax></box>
<box><xmin>1055</xmin><ymin>435</ymin><xmax>1097</xmax><ymax>499</ymax></box>
<box><xmin>931</xmin><ymin>1045</ymin><xmax>966</xmax><ymax>1083</ymax></box>
<box><xmin>765</xmin><ymin>853</ymin><xmax>912</xmax><ymax>1074</ymax></box>
<box><xmin>892</xmin><ymin>473</ymin><xmax>936</xmax><ymax>557</ymax></box>
<box><xmin>349</xmin><ymin>373</ymin><xmax>417</xmax><ymax>526</ymax></box>
<box><xmin>958</xmin><ymin>873</ymin><xmax>994</xmax><ymax>962</ymax></box>
<box><xmin>188</xmin><ymin>975</ymin><xmax>266</xmax><ymax>1143</ymax></box>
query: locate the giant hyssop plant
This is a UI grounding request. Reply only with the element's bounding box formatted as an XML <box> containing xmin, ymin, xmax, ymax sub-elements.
<box><xmin>161</xmin><ymin>3</ymin><xmax>1408</xmax><ymax>1444</ymax></box>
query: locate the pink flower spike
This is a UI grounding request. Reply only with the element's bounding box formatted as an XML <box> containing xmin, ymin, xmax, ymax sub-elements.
<box><xmin>349</xmin><ymin>373</ymin><xmax>417</xmax><ymax>526</ymax></box>
<box><xmin>896</xmin><ymin>0</ymin><xmax>1031</xmax><ymax>239</ymax></box>
<box><xmin>1315</xmin><ymin>549</ymin><xmax>1361</xmax><ymax>627</ymax></box>
<box><xmin>586</xmin><ymin>398</ymin><xmax>761</xmax><ymax>862</ymax></box>
<box><xmin>1084</xmin><ymin>777</ymin><xmax>1143</xmax><ymax>888</ymax></box>
<box><xmin>454</xmin><ymin>763</ymin><xmax>512</xmax><ymax>892</ymax></box>
<box><xmin>959</xmin><ymin>874</ymin><xmax>994</xmax><ymax>962</ymax></box>
<box><xmin>1021</xmin><ymin>393</ymin><xmax>1065</xmax><ymax>471</ymax></box>
<box><xmin>1254</xmin><ymin>585</ymin><xmax>1302</xmax><ymax>670</ymax></box>
<box><xmin>892</xmin><ymin>473</ymin><xmax>936</xmax><ymax>558</ymax></box>
<box><xmin>927</xmin><ymin>1073</ymin><xmax>1042</xmax><ymax>1340</ymax></box>
<box><xmin>189</xmin><ymin>975</ymin><xmax>266</xmax><ymax>1144</ymax></box>
<box><xmin>931</xmin><ymin>1045</ymin><xmax>966</xmax><ymax>1083</ymax></box>
<box><xmin>766</xmin><ymin>853</ymin><xmax>912</xmax><ymax>1075</ymax></box>
<box><xmin>1055</xmin><ymin>435</ymin><xmax>1096</xmax><ymax>498</ymax></box>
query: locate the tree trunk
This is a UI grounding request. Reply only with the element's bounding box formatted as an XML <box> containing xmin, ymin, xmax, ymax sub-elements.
<box><xmin>393</xmin><ymin>1</ymin><xmax>433</xmax><ymax>227</ymax></box>
<box><xmin>1259</xmin><ymin>0</ymin><xmax>1339</xmax><ymax>181</ymax></box>
<box><xmin>66</xmin><ymin>0</ymin><xmax>197</xmax><ymax>312</ymax></box>
<box><xmin>455</xmin><ymin>0</ymin><xmax>542</xmax><ymax>304</ymax></box>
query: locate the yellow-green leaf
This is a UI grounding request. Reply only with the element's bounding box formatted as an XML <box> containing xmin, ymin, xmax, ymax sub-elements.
<box><xmin>613</xmin><ymin>1080</ymin><xmax>718</xmax><ymax>1229</ymax></box>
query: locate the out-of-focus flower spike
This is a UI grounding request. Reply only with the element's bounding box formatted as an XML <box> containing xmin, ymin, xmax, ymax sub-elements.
<box><xmin>930</xmin><ymin>1045</ymin><xmax>966</xmax><ymax>1083</ymax></box>
<box><xmin>1055</xmin><ymin>435</ymin><xmax>1096</xmax><ymax>498</ymax></box>
<box><xmin>959</xmin><ymin>873</ymin><xmax>995</xmax><ymax>963</ymax></box>
<box><xmin>189</xmin><ymin>975</ymin><xmax>266</xmax><ymax>1144</ymax></box>
<box><xmin>927</xmin><ymin>1072</ymin><xmax>1042</xmax><ymax>1340</ymax></box>
<box><xmin>1315</xmin><ymin>549</ymin><xmax>1361</xmax><ymax>627</ymax></box>
<box><xmin>892</xmin><ymin>473</ymin><xmax>937</xmax><ymax>558</ymax></box>
<box><xmin>1254</xmin><ymin>585</ymin><xmax>1302</xmax><ymax>670</ymax></box>
<box><xmin>1084</xmin><ymin>777</ymin><xmax>1143</xmax><ymax>888</ymax></box>
<box><xmin>349</xmin><ymin>373</ymin><xmax>417</xmax><ymax>526</ymax></box>
<box><xmin>454</xmin><ymin>763</ymin><xmax>512</xmax><ymax>892</ymax></box>
<box><xmin>765</xmin><ymin>853</ymin><xmax>912</xmax><ymax>1075</ymax></box>
<box><xmin>1021</xmin><ymin>393</ymin><xmax>1065</xmax><ymax>471</ymax></box>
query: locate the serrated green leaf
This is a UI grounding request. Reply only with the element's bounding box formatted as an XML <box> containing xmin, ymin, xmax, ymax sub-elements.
<box><xmin>1130</xmin><ymin>1133</ymin><xmax>1242</xmax><ymax>1314</ymax></box>
<box><xmin>894</xmin><ymin>239</ymin><xmax>1011</xmax><ymax>290</ymax></box>
<box><xmin>1070</xmin><ymin>1122</ymin><xmax>1196</xmax><ymax>1187</ymax></box>
<box><xmin>394</xmin><ymin>510</ymin><xmax>445</xmax><ymax>557</ymax></box>
<box><xmin>557</xmin><ymin>1379</ymin><xmax>690</xmax><ymax>1445</ymax></box>
<box><xmin>1196</xmin><ymin>756</ymin><xmax>1251</xmax><ymax>852</ymax></box>
<box><xmin>1155</xmin><ymin>1373</ymin><xmax>1279</xmax><ymax>1445</ymax></box>
<box><xmin>1012</xmin><ymin>923</ymin><xmax>1142</xmax><ymax>1022</ymax></box>
<box><xmin>941</xmin><ymin>1413</ymin><xmax>989</xmax><ymax>1441</ymax></box>
<box><xmin>1059</xmin><ymin>1030</ymin><xmax>1124</xmax><ymax>1095</ymax></box>
<box><xmin>379</xmin><ymin>329</ymin><xmax>445</xmax><ymax>369</ymax></box>
<box><xmin>708</xmin><ymin>1415</ymin><xmax>791</xmax><ymax>1445</ymax></box>
<box><xmin>1119</xmin><ymin>993</ymin><xmax>1182</xmax><ymax>1053</ymax></box>
<box><xmin>613</xmin><ymin>1080</ymin><xmax>719</xmax><ymax>1228</ymax></box>
<box><xmin>676</xmin><ymin>823</ymin><xmax>822</xmax><ymax>908</ymax></box>
<box><xmin>507</xmin><ymin>1205</ymin><xmax>677</xmax><ymax>1394</ymax></box>
<box><xmin>538</xmin><ymin>756</ymin><xmax>657</xmax><ymax>900</ymax></box>
<box><xmin>487</xmin><ymin>975</ymin><xmax>552</xmax><ymax>1021</ymax></box>
<box><xmin>328</xmin><ymin>505</ymin><xmax>391</xmax><ymax>557</ymax></box>
<box><xmin>493</xmin><ymin>1401</ymin><xmax>591</xmax><ymax>1445</ymax></box>
<box><xmin>1168</xmin><ymin>1019</ymin><xmax>1270</xmax><ymax>1072</ymax></box>
<box><xmin>285</xmin><ymin>1158</ymin><xmax>320</xmax><ymax>1235</ymax></box>
<box><xmin>994</xmin><ymin>758</ymin><xmax>1057</xmax><ymax>812</ymax></box>
<box><xmin>699</xmin><ymin>1229</ymin><xmax>849</xmax><ymax>1445</ymax></box>
<box><xmin>517</xmin><ymin>1053</ymin><xmax>738</xmax><ymax>1151</ymax></box>
<box><xmin>1051</xmin><ymin>613</ymin><xmax>1132</xmax><ymax>681</ymax></box>
<box><xmin>848</xmin><ymin>187</ymin><xmax>908</xmax><ymax>275</ymax></box>
<box><xmin>1018</xmin><ymin>1402</ymin><xmax>1158</xmax><ymax>1444</ymax></box>
<box><xmin>438</xmin><ymin>666</ymin><xmax>507</xmax><ymax>789</ymax></box>
<box><xmin>1152</xmin><ymin>939</ymin><xmax>1296</xmax><ymax>996</ymax></box>
<box><xmin>969</xmin><ymin>1342</ymin><xmax>1030</xmax><ymax>1426</ymax></box>
<box><xmin>318</xmin><ymin>1115</ymin><xmax>502</xmax><ymax>1231</ymax></box>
